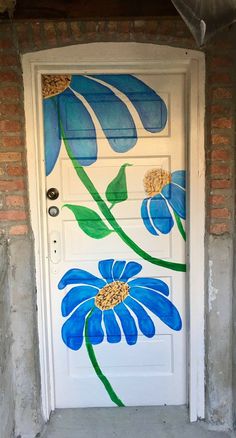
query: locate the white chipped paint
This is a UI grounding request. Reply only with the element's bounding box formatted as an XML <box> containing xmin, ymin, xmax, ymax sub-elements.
<box><xmin>209</xmin><ymin>260</ymin><xmax>218</xmax><ymax>311</ymax></box>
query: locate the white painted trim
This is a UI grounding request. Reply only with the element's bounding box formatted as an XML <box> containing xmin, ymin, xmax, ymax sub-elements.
<box><xmin>188</xmin><ymin>59</ymin><xmax>205</xmax><ymax>421</ymax></box>
<box><xmin>22</xmin><ymin>43</ymin><xmax>205</xmax><ymax>422</ymax></box>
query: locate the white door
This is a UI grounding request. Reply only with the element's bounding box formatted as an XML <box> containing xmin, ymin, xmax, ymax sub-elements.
<box><xmin>42</xmin><ymin>72</ymin><xmax>187</xmax><ymax>408</ymax></box>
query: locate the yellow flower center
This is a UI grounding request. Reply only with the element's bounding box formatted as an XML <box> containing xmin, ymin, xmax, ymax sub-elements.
<box><xmin>42</xmin><ymin>74</ymin><xmax>71</xmax><ymax>98</ymax></box>
<box><xmin>143</xmin><ymin>168</ymin><xmax>171</xmax><ymax>197</ymax></box>
<box><xmin>95</xmin><ymin>281</ymin><xmax>129</xmax><ymax>311</ymax></box>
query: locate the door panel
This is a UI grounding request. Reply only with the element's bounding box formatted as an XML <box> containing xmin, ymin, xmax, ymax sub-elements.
<box><xmin>43</xmin><ymin>72</ymin><xmax>186</xmax><ymax>408</ymax></box>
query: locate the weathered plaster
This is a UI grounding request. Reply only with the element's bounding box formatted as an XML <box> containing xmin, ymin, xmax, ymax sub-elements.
<box><xmin>0</xmin><ymin>237</ymin><xmax>14</xmax><ymax>438</ymax></box>
<box><xmin>208</xmin><ymin>260</ymin><xmax>218</xmax><ymax>312</ymax></box>
<box><xmin>206</xmin><ymin>235</ymin><xmax>233</xmax><ymax>428</ymax></box>
<box><xmin>8</xmin><ymin>237</ymin><xmax>43</xmax><ymax>438</ymax></box>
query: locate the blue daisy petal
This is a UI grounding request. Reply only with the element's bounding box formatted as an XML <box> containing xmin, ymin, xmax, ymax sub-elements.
<box><xmin>127</xmin><ymin>278</ymin><xmax>169</xmax><ymax>297</ymax></box>
<box><xmin>98</xmin><ymin>259</ymin><xmax>114</xmax><ymax>283</ymax></box>
<box><xmin>90</xmin><ymin>74</ymin><xmax>167</xmax><ymax>133</ymax></box>
<box><xmin>58</xmin><ymin>268</ymin><xmax>106</xmax><ymax>290</ymax></box>
<box><xmin>162</xmin><ymin>183</ymin><xmax>186</xmax><ymax>220</ymax></box>
<box><xmin>43</xmin><ymin>96</ymin><xmax>61</xmax><ymax>176</ymax></box>
<box><xmin>150</xmin><ymin>194</ymin><xmax>174</xmax><ymax>234</ymax></box>
<box><xmin>58</xmin><ymin>87</ymin><xmax>97</xmax><ymax>166</ymax></box>
<box><xmin>114</xmin><ymin>302</ymin><xmax>138</xmax><ymax>345</ymax></box>
<box><xmin>70</xmin><ymin>75</ymin><xmax>137</xmax><ymax>153</ymax></box>
<box><xmin>61</xmin><ymin>299</ymin><xmax>94</xmax><ymax>350</ymax></box>
<box><xmin>112</xmin><ymin>260</ymin><xmax>126</xmax><ymax>281</ymax></box>
<box><xmin>141</xmin><ymin>198</ymin><xmax>158</xmax><ymax>235</ymax></box>
<box><xmin>129</xmin><ymin>287</ymin><xmax>182</xmax><ymax>331</ymax></box>
<box><xmin>171</xmin><ymin>170</ymin><xmax>186</xmax><ymax>189</ymax></box>
<box><xmin>61</xmin><ymin>285</ymin><xmax>98</xmax><ymax>317</ymax></box>
<box><xmin>87</xmin><ymin>307</ymin><xmax>104</xmax><ymax>345</ymax></box>
<box><xmin>119</xmin><ymin>261</ymin><xmax>142</xmax><ymax>282</ymax></box>
<box><xmin>124</xmin><ymin>296</ymin><xmax>155</xmax><ymax>338</ymax></box>
<box><xmin>103</xmin><ymin>309</ymin><xmax>121</xmax><ymax>343</ymax></box>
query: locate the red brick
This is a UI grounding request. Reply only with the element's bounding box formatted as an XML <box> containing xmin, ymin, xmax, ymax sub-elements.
<box><xmin>212</xmin><ymin>88</ymin><xmax>233</xmax><ymax>99</ymax></box>
<box><xmin>210</xmin><ymin>105</ymin><xmax>231</xmax><ymax>115</ymax></box>
<box><xmin>0</xmin><ymin>152</ymin><xmax>21</xmax><ymax>162</ymax></box>
<box><xmin>210</xmin><ymin>56</ymin><xmax>233</xmax><ymax>68</ymax></box>
<box><xmin>0</xmin><ymin>54</ymin><xmax>19</xmax><ymax>66</ymax></box>
<box><xmin>96</xmin><ymin>21</ymin><xmax>106</xmax><ymax>33</ymax></box>
<box><xmin>0</xmin><ymin>180</ymin><xmax>25</xmax><ymax>191</ymax></box>
<box><xmin>0</xmin><ymin>87</ymin><xmax>21</xmax><ymax>99</ymax></box>
<box><xmin>1</xmin><ymin>136</ymin><xmax>24</xmax><ymax>148</ymax></box>
<box><xmin>0</xmin><ymin>210</ymin><xmax>27</xmax><ymax>221</ymax></box>
<box><xmin>0</xmin><ymin>166</ymin><xmax>5</xmax><ymax>176</ymax></box>
<box><xmin>147</xmin><ymin>20</ymin><xmax>160</xmax><ymax>34</ymax></box>
<box><xmin>6</xmin><ymin>195</ymin><xmax>26</xmax><ymax>207</ymax></box>
<box><xmin>210</xmin><ymin>149</ymin><xmax>231</xmax><ymax>161</ymax></box>
<box><xmin>210</xmin><ymin>223</ymin><xmax>230</xmax><ymax>235</ymax></box>
<box><xmin>31</xmin><ymin>22</ymin><xmax>43</xmax><ymax>49</ymax></box>
<box><xmin>210</xmin><ymin>208</ymin><xmax>230</xmax><ymax>219</ymax></box>
<box><xmin>210</xmin><ymin>73</ymin><xmax>231</xmax><ymax>84</ymax></box>
<box><xmin>70</xmin><ymin>22</ymin><xmax>82</xmax><ymax>41</ymax></box>
<box><xmin>158</xmin><ymin>19</ymin><xmax>175</xmax><ymax>35</ymax></box>
<box><xmin>56</xmin><ymin>22</ymin><xmax>71</xmax><ymax>44</ymax></box>
<box><xmin>9</xmin><ymin>224</ymin><xmax>29</xmax><ymax>235</ymax></box>
<box><xmin>0</xmin><ymin>23</ymin><xmax>11</xmax><ymax>33</ymax></box>
<box><xmin>107</xmin><ymin>21</ymin><xmax>118</xmax><ymax>33</ymax></box>
<box><xmin>0</xmin><ymin>103</ymin><xmax>22</xmax><ymax>117</ymax></box>
<box><xmin>210</xmin><ymin>180</ymin><xmax>231</xmax><ymax>189</ymax></box>
<box><xmin>84</xmin><ymin>22</ymin><xmax>96</xmax><ymax>33</ymax></box>
<box><xmin>209</xmin><ymin>195</ymin><xmax>226</xmax><ymax>206</ymax></box>
<box><xmin>0</xmin><ymin>39</ymin><xmax>14</xmax><ymax>49</ymax></box>
<box><xmin>6</xmin><ymin>165</ymin><xmax>26</xmax><ymax>176</ymax></box>
<box><xmin>0</xmin><ymin>71</ymin><xmax>20</xmax><ymax>83</ymax></box>
<box><xmin>211</xmin><ymin>117</ymin><xmax>233</xmax><ymax>129</ymax></box>
<box><xmin>210</xmin><ymin>164</ymin><xmax>230</xmax><ymax>176</ymax></box>
<box><xmin>43</xmin><ymin>22</ymin><xmax>57</xmax><ymax>47</ymax></box>
<box><xmin>16</xmin><ymin>22</ymin><xmax>31</xmax><ymax>50</ymax></box>
<box><xmin>211</xmin><ymin>134</ymin><xmax>230</xmax><ymax>145</ymax></box>
<box><xmin>134</xmin><ymin>20</ymin><xmax>146</xmax><ymax>33</ymax></box>
<box><xmin>0</xmin><ymin>120</ymin><xmax>21</xmax><ymax>132</ymax></box>
<box><xmin>117</xmin><ymin>21</ymin><xmax>130</xmax><ymax>33</ymax></box>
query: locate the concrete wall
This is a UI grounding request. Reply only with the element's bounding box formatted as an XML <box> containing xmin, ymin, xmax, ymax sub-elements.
<box><xmin>204</xmin><ymin>25</ymin><xmax>236</xmax><ymax>429</ymax></box>
<box><xmin>0</xmin><ymin>237</ymin><xmax>14</xmax><ymax>437</ymax></box>
<box><xmin>0</xmin><ymin>17</ymin><xmax>235</xmax><ymax>437</ymax></box>
<box><xmin>8</xmin><ymin>237</ymin><xmax>43</xmax><ymax>437</ymax></box>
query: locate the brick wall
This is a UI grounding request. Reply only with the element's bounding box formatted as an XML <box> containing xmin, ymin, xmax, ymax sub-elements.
<box><xmin>0</xmin><ymin>17</ymin><xmax>235</xmax><ymax>434</ymax></box>
<box><xmin>0</xmin><ymin>18</ymin><xmax>235</xmax><ymax>239</ymax></box>
<box><xmin>206</xmin><ymin>39</ymin><xmax>235</xmax><ymax>235</ymax></box>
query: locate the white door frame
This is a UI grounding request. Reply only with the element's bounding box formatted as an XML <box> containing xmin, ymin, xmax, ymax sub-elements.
<box><xmin>22</xmin><ymin>42</ymin><xmax>205</xmax><ymax>423</ymax></box>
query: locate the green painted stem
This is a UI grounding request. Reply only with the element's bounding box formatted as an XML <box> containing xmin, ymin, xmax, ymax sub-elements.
<box><xmin>61</xmin><ymin>127</ymin><xmax>186</xmax><ymax>272</ymax></box>
<box><xmin>173</xmin><ymin>211</ymin><xmax>186</xmax><ymax>241</ymax></box>
<box><xmin>85</xmin><ymin>310</ymin><xmax>125</xmax><ymax>407</ymax></box>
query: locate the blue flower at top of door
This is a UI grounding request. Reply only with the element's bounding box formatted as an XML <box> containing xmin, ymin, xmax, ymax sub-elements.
<box><xmin>42</xmin><ymin>74</ymin><xmax>167</xmax><ymax>175</ymax></box>
<box><xmin>141</xmin><ymin>169</ymin><xmax>186</xmax><ymax>235</ymax></box>
<box><xmin>58</xmin><ymin>259</ymin><xmax>182</xmax><ymax>351</ymax></box>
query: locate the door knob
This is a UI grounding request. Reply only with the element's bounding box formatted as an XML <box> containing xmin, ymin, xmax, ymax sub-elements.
<box><xmin>47</xmin><ymin>187</ymin><xmax>59</xmax><ymax>200</ymax></box>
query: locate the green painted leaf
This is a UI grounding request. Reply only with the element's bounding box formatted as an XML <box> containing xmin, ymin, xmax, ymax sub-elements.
<box><xmin>105</xmin><ymin>163</ymin><xmax>132</xmax><ymax>207</ymax></box>
<box><xmin>64</xmin><ymin>204</ymin><xmax>113</xmax><ymax>239</ymax></box>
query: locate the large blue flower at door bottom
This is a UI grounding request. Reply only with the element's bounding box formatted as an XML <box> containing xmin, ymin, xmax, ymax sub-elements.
<box><xmin>58</xmin><ymin>259</ymin><xmax>182</xmax><ymax>351</ymax></box>
<box><xmin>141</xmin><ymin>170</ymin><xmax>186</xmax><ymax>235</ymax></box>
<box><xmin>42</xmin><ymin>74</ymin><xmax>167</xmax><ymax>175</ymax></box>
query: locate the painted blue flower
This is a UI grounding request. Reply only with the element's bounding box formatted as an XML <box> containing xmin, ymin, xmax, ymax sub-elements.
<box><xmin>58</xmin><ymin>259</ymin><xmax>182</xmax><ymax>351</ymax></box>
<box><xmin>141</xmin><ymin>169</ymin><xmax>186</xmax><ymax>235</ymax></box>
<box><xmin>43</xmin><ymin>74</ymin><xmax>167</xmax><ymax>175</ymax></box>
